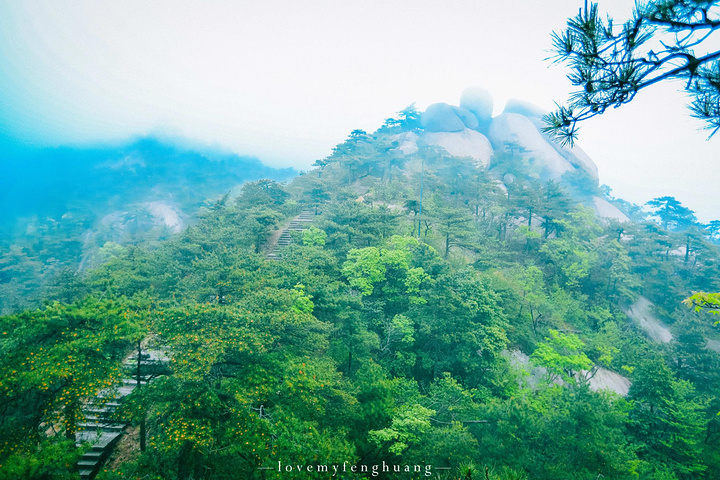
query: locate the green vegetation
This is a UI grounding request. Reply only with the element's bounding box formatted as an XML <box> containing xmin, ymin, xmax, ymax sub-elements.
<box><xmin>2</xmin><ymin>116</ymin><xmax>720</xmax><ymax>479</ymax></box>
<box><xmin>544</xmin><ymin>0</ymin><xmax>720</xmax><ymax>145</ymax></box>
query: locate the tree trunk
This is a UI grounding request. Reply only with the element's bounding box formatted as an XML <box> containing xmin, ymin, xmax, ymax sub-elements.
<box><xmin>136</xmin><ymin>340</ymin><xmax>147</xmax><ymax>452</ymax></box>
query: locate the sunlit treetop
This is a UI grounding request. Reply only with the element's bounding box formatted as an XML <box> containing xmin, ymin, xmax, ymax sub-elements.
<box><xmin>544</xmin><ymin>0</ymin><xmax>720</xmax><ymax>146</ymax></box>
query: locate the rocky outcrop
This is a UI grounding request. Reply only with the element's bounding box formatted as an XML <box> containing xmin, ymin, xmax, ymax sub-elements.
<box><xmin>593</xmin><ymin>197</ymin><xmax>629</xmax><ymax>222</ymax></box>
<box><xmin>487</xmin><ymin>113</ymin><xmax>574</xmax><ymax>180</ymax></box>
<box><xmin>420</xmin><ymin>103</ymin><xmax>467</xmax><ymax>132</ymax></box>
<box><xmin>507</xmin><ymin>349</ymin><xmax>631</xmax><ymax>396</ymax></box>
<box><xmin>395</xmin><ymin>131</ymin><xmax>419</xmax><ymax>155</ymax></box>
<box><xmin>625</xmin><ymin>296</ymin><xmax>673</xmax><ymax>343</ymax></box>
<box><xmin>415</xmin><ymin>88</ymin><xmax>601</xmax><ymax>184</ymax></box>
<box><xmin>460</xmin><ymin>86</ymin><xmax>493</xmax><ymax>128</ymax></box>
<box><xmin>502</xmin><ymin>98</ymin><xmax>599</xmax><ymax>180</ymax></box>
<box><xmin>420</xmin><ymin>129</ymin><xmax>493</xmax><ymax>167</ymax></box>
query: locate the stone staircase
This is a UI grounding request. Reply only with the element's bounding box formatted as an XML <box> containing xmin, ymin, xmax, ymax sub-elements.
<box><xmin>76</xmin><ymin>350</ymin><xmax>169</xmax><ymax>480</ymax></box>
<box><xmin>265</xmin><ymin>210</ymin><xmax>316</xmax><ymax>260</ymax></box>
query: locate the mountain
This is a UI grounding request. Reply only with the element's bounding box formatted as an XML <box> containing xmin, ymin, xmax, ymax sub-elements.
<box><xmin>0</xmin><ymin>137</ymin><xmax>294</xmax><ymax>230</ymax></box>
<box><xmin>407</xmin><ymin>87</ymin><xmax>628</xmax><ymax>222</ymax></box>
<box><xmin>0</xmin><ymin>137</ymin><xmax>294</xmax><ymax>312</ymax></box>
<box><xmin>2</xmin><ymin>93</ymin><xmax>720</xmax><ymax>480</ymax></box>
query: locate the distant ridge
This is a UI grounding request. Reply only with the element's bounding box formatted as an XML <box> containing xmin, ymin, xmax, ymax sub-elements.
<box><xmin>0</xmin><ymin>137</ymin><xmax>295</xmax><ymax>227</ymax></box>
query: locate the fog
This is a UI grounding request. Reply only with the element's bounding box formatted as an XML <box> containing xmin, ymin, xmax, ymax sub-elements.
<box><xmin>0</xmin><ymin>0</ymin><xmax>717</xmax><ymax>220</ymax></box>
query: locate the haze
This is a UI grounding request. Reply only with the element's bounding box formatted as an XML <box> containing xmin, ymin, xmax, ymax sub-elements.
<box><xmin>0</xmin><ymin>0</ymin><xmax>716</xmax><ymax>221</ymax></box>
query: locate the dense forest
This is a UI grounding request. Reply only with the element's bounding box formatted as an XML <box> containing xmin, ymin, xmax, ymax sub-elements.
<box><xmin>0</xmin><ymin>138</ymin><xmax>294</xmax><ymax>315</ymax></box>
<box><xmin>2</xmin><ymin>105</ymin><xmax>720</xmax><ymax>480</ymax></box>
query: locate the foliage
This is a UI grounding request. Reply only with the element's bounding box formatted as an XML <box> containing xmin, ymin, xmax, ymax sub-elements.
<box><xmin>684</xmin><ymin>291</ymin><xmax>720</xmax><ymax>315</ymax></box>
<box><xmin>2</xmin><ymin>113</ymin><xmax>720</xmax><ymax>479</ymax></box>
<box><xmin>545</xmin><ymin>1</ymin><xmax>720</xmax><ymax>145</ymax></box>
<box><xmin>530</xmin><ymin>329</ymin><xmax>594</xmax><ymax>384</ymax></box>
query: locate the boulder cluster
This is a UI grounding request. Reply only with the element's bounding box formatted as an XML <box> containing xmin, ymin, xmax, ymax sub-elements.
<box><xmin>401</xmin><ymin>87</ymin><xmax>626</xmax><ymax>221</ymax></box>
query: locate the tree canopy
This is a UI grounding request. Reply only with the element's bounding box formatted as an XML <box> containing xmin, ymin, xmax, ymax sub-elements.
<box><xmin>544</xmin><ymin>1</ymin><xmax>720</xmax><ymax>145</ymax></box>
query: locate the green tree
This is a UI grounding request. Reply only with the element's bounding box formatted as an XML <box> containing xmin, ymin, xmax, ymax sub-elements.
<box><xmin>545</xmin><ymin>1</ymin><xmax>720</xmax><ymax>144</ymax></box>
<box><xmin>381</xmin><ymin>103</ymin><xmax>422</xmax><ymax>131</ymax></box>
<box><xmin>0</xmin><ymin>297</ymin><xmax>146</xmax><ymax>478</ymax></box>
<box><xmin>627</xmin><ymin>358</ymin><xmax>708</xmax><ymax>477</ymax></box>
<box><xmin>706</xmin><ymin>219</ymin><xmax>720</xmax><ymax>243</ymax></box>
<box><xmin>530</xmin><ymin>329</ymin><xmax>593</xmax><ymax>385</ymax></box>
<box><xmin>646</xmin><ymin>196</ymin><xmax>697</xmax><ymax>231</ymax></box>
<box><xmin>302</xmin><ymin>226</ymin><xmax>327</xmax><ymax>247</ymax></box>
<box><xmin>477</xmin><ymin>385</ymin><xmax>636</xmax><ymax>480</ymax></box>
<box><xmin>684</xmin><ymin>291</ymin><xmax>720</xmax><ymax>315</ymax></box>
<box><xmin>342</xmin><ymin>236</ymin><xmax>431</xmax><ymax>315</ymax></box>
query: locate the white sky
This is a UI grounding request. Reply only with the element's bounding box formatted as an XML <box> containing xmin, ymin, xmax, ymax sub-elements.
<box><xmin>0</xmin><ymin>0</ymin><xmax>717</xmax><ymax>221</ymax></box>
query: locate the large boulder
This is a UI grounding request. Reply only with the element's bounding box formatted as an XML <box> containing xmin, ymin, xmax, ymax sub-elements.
<box><xmin>487</xmin><ymin>113</ymin><xmax>573</xmax><ymax>179</ymax></box>
<box><xmin>592</xmin><ymin>196</ymin><xmax>629</xmax><ymax>222</ymax></box>
<box><xmin>421</xmin><ymin>103</ymin><xmax>466</xmax><ymax>132</ymax></box>
<box><xmin>503</xmin><ymin>98</ymin><xmax>548</xmax><ymax>127</ymax></box>
<box><xmin>560</xmin><ymin>144</ymin><xmax>599</xmax><ymax>181</ymax></box>
<box><xmin>394</xmin><ymin>131</ymin><xmax>419</xmax><ymax>155</ymax></box>
<box><xmin>420</xmin><ymin>129</ymin><xmax>493</xmax><ymax>167</ymax></box>
<box><xmin>452</xmin><ymin>106</ymin><xmax>479</xmax><ymax>130</ymax></box>
<box><xmin>503</xmin><ymin>98</ymin><xmax>599</xmax><ymax>180</ymax></box>
<box><xmin>460</xmin><ymin>87</ymin><xmax>494</xmax><ymax>128</ymax></box>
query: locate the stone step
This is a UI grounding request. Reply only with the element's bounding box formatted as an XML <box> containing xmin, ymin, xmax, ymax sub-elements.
<box><xmin>126</xmin><ymin>351</ymin><xmax>171</xmax><ymax>362</ymax></box>
<box><xmin>122</xmin><ymin>361</ymin><xmax>163</xmax><ymax>369</ymax></box>
<box><xmin>83</xmin><ymin>408</ymin><xmax>116</xmax><ymax>418</ymax></box>
<box><xmin>75</xmin><ymin>350</ymin><xmax>168</xmax><ymax>479</ymax></box>
<box><xmin>79</xmin><ymin>468</ymin><xmax>94</xmax><ymax>479</ymax></box>
<box><xmin>118</xmin><ymin>385</ymin><xmax>135</xmax><ymax>395</ymax></box>
<box><xmin>78</xmin><ymin>422</ymin><xmax>125</xmax><ymax>432</ymax></box>
<box><xmin>84</xmin><ymin>401</ymin><xmax>121</xmax><ymax>412</ymax></box>
<box><xmin>84</xmin><ymin>402</ymin><xmax>121</xmax><ymax>411</ymax></box>
<box><xmin>122</xmin><ymin>378</ymin><xmax>149</xmax><ymax>386</ymax></box>
<box><xmin>76</xmin><ymin>430</ymin><xmax>122</xmax><ymax>448</ymax></box>
<box><xmin>81</xmin><ymin>451</ymin><xmax>103</xmax><ymax>460</ymax></box>
<box><xmin>82</xmin><ymin>414</ymin><xmax>118</xmax><ymax>422</ymax></box>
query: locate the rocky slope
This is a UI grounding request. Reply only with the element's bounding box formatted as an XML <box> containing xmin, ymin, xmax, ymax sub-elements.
<box><xmin>401</xmin><ymin>87</ymin><xmax>629</xmax><ymax>222</ymax></box>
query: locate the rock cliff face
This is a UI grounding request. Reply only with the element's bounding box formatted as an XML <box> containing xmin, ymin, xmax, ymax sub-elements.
<box><xmin>415</xmin><ymin>87</ymin><xmax>626</xmax><ymax>221</ymax></box>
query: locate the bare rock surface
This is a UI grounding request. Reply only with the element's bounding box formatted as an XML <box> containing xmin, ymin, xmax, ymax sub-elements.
<box><xmin>420</xmin><ymin>129</ymin><xmax>493</xmax><ymax>166</ymax></box>
<box><xmin>507</xmin><ymin>349</ymin><xmax>631</xmax><ymax>396</ymax></box>
<box><xmin>502</xmin><ymin>98</ymin><xmax>599</xmax><ymax>180</ymax></box>
<box><xmin>625</xmin><ymin>296</ymin><xmax>674</xmax><ymax>343</ymax></box>
<box><xmin>395</xmin><ymin>131</ymin><xmax>419</xmax><ymax>155</ymax></box>
<box><xmin>592</xmin><ymin>197</ymin><xmax>629</xmax><ymax>222</ymax></box>
<box><xmin>587</xmin><ymin>367</ymin><xmax>631</xmax><ymax>396</ymax></box>
<box><xmin>460</xmin><ymin>86</ymin><xmax>494</xmax><ymax>127</ymax></box>
<box><xmin>452</xmin><ymin>106</ymin><xmax>480</xmax><ymax>130</ymax></box>
<box><xmin>143</xmin><ymin>201</ymin><xmax>183</xmax><ymax>233</ymax></box>
<box><xmin>488</xmin><ymin>113</ymin><xmax>573</xmax><ymax>179</ymax></box>
<box><xmin>421</xmin><ymin>103</ymin><xmax>466</xmax><ymax>132</ymax></box>
<box><xmin>707</xmin><ymin>339</ymin><xmax>720</xmax><ymax>353</ymax></box>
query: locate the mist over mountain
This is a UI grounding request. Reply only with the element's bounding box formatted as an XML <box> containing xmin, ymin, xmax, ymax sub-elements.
<box><xmin>407</xmin><ymin>87</ymin><xmax>628</xmax><ymax>222</ymax></box>
<box><xmin>0</xmin><ymin>137</ymin><xmax>294</xmax><ymax>312</ymax></box>
<box><xmin>0</xmin><ymin>137</ymin><xmax>294</xmax><ymax>230</ymax></box>
<box><xmin>2</xmin><ymin>85</ymin><xmax>720</xmax><ymax>480</ymax></box>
